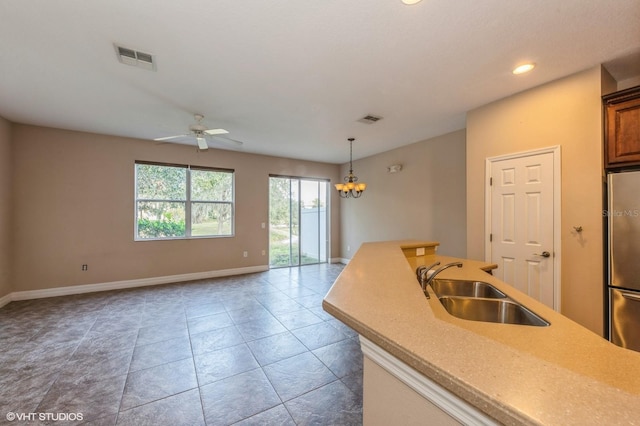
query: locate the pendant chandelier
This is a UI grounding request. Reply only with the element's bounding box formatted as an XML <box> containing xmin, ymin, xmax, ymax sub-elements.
<box><xmin>335</xmin><ymin>138</ymin><xmax>367</xmax><ymax>198</ymax></box>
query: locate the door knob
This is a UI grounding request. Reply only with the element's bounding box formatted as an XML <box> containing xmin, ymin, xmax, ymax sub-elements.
<box><xmin>533</xmin><ymin>251</ymin><xmax>551</xmax><ymax>258</ymax></box>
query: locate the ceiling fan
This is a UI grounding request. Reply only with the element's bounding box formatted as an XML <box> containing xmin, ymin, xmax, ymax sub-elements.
<box><xmin>154</xmin><ymin>114</ymin><xmax>243</xmax><ymax>150</ymax></box>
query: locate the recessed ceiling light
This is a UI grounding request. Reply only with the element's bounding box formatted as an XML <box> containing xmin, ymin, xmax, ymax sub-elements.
<box><xmin>512</xmin><ymin>63</ymin><xmax>536</xmax><ymax>75</ymax></box>
<box><xmin>402</xmin><ymin>0</ymin><xmax>423</xmax><ymax>4</ymax></box>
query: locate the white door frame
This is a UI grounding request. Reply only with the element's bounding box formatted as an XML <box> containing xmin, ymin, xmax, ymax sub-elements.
<box><xmin>484</xmin><ymin>146</ymin><xmax>562</xmax><ymax>311</ymax></box>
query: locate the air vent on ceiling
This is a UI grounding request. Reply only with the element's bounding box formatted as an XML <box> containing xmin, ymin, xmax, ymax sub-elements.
<box><xmin>114</xmin><ymin>44</ymin><xmax>156</xmax><ymax>71</ymax></box>
<box><xmin>357</xmin><ymin>114</ymin><xmax>383</xmax><ymax>124</ymax></box>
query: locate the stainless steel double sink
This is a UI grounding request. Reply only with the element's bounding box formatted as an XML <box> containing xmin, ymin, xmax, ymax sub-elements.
<box><xmin>428</xmin><ymin>279</ymin><xmax>550</xmax><ymax>327</ymax></box>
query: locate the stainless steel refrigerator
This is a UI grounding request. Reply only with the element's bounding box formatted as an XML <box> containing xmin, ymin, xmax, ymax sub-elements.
<box><xmin>608</xmin><ymin>170</ymin><xmax>640</xmax><ymax>352</ymax></box>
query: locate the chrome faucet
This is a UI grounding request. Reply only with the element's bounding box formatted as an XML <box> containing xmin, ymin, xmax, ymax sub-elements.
<box><xmin>419</xmin><ymin>261</ymin><xmax>463</xmax><ymax>299</ymax></box>
<box><xmin>416</xmin><ymin>262</ymin><xmax>440</xmax><ymax>290</ymax></box>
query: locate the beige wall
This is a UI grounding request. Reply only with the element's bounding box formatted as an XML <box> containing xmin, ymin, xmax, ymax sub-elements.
<box><xmin>466</xmin><ymin>66</ymin><xmax>615</xmax><ymax>335</ymax></box>
<box><xmin>340</xmin><ymin>130</ymin><xmax>466</xmax><ymax>259</ymax></box>
<box><xmin>10</xmin><ymin>124</ymin><xmax>341</xmax><ymax>292</ymax></box>
<box><xmin>0</xmin><ymin>116</ymin><xmax>12</xmax><ymax>299</ymax></box>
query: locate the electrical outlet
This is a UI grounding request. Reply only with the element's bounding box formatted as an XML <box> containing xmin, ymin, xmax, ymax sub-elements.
<box><xmin>347</xmin><ymin>245</ymin><xmax>350</xmax><ymax>252</ymax></box>
<box><xmin>243</xmin><ymin>251</ymin><xmax>248</xmax><ymax>258</ymax></box>
<box><xmin>416</xmin><ymin>247</ymin><xmax>425</xmax><ymax>256</ymax></box>
<box><xmin>261</xmin><ymin>222</ymin><xmax>266</xmax><ymax>229</ymax></box>
<box><xmin>262</xmin><ymin>250</ymin><xmax>266</xmax><ymax>256</ymax></box>
<box><xmin>81</xmin><ymin>264</ymin><xmax>88</xmax><ymax>271</ymax></box>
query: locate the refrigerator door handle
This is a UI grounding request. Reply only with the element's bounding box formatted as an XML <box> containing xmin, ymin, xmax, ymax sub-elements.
<box><xmin>620</xmin><ymin>291</ymin><xmax>640</xmax><ymax>302</ymax></box>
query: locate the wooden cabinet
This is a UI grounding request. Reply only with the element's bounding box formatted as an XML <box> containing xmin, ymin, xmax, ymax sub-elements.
<box><xmin>604</xmin><ymin>86</ymin><xmax>640</xmax><ymax>168</ymax></box>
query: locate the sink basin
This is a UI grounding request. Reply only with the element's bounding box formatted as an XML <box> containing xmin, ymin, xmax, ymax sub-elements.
<box><xmin>438</xmin><ymin>297</ymin><xmax>550</xmax><ymax>327</ymax></box>
<box><xmin>430</xmin><ymin>279</ymin><xmax>507</xmax><ymax>299</ymax></box>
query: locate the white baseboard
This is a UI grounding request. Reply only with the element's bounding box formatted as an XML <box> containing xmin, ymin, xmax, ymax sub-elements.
<box><xmin>7</xmin><ymin>265</ymin><xmax>269</xmax><ymax>303</ymax></box>
<box><xmin>0</xmin><ymin>292</ymin><xmax>11</xmax><ymax>308</ymax></box>
<box><xmin>329</xmin><ymin>257</ymin><xmax>348</xmax><ymax>264</ymax></box>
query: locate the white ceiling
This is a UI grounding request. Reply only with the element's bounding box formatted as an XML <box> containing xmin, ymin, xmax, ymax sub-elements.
<box><xmin>1</xmin><ymin>0</ymin><xmax>639</xmax><ymax>164</ymax></box>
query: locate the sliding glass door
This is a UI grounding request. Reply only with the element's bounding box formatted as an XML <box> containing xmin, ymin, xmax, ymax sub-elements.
<box><xmin>269</xmin><ymin>176</ymin><xmax>328</xmax><ymax>268</ymax></box>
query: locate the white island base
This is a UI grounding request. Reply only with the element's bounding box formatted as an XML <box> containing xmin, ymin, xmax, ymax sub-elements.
<box><xmin>360</xmin><ymin>336</ymin><xmax>498</xmax><ymax>426</ymax></box>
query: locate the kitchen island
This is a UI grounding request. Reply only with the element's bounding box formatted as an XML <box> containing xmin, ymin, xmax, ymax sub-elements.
<box><xmin>322</xmin><ymin>240</ymin><xmax>640</xmax><ymax>425</ymax></box>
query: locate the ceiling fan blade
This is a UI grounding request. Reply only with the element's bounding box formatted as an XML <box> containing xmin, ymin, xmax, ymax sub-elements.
<box><xmin>196</xmin><ymin>137</ymin><xmax>209</xmax><ymax>150</ymax></box>
<box><xmin>154</xmin><ymin>134</ymin><xmax>189</xmax><ymax>141</ymax></box>
<box><xmin>210</xmin><ymin>135</ymin><xmax>243</xmax><ymax>147</ymax></box>
<box><xmin>204</xmin><ymin>128</ymin><xmax>229</xmax><ymax>136</ymax></box>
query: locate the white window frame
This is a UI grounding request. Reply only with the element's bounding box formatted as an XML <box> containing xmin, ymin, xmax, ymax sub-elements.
<box><xmin>134</xmin><ymin>161</ymin><xmax>235</xmax><ymax>241</ymax></box>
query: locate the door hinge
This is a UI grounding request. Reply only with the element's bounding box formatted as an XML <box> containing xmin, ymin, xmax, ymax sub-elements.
<box><xmin>489</xmin><ymin>177</ymin><xmax>493</xmax><ymax>186</ymax></box>
<box><xmin>489</xmin><ymin>233</ymin><xmax>493</xmax><ymax>242</ymax></box>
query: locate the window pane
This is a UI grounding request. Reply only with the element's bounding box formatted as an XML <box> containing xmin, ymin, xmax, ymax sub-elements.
<box><xmin>300</xmin><ymin>180</ymin><xmax>320</xmax><ymax>265</ymax></box>
<box><xmin>134</xmin><ymin>162</ymin><xmax>234</xmax><ymax>240</ymax></box>
<box><xmin>136</xmin><ymin>201</ymin><xmax>186</xmax><ymax>238</ymax></box>
<box><xmin>136</xmin><ymin>164</ymin><xmax>186</xmax><ymax>200</ymax></box>
<box><xmin>191</xmin><ymin>170</ymin><xmax>233</xmax><ymax>201</ymax></box>
<box><xmin>191</xmin><ymin>203</ymin><xmax>233</xmax><ymax>236</ymax></box>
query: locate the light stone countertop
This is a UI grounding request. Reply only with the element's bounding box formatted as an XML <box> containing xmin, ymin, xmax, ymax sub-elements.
<box><xmin>322</xmin><ymin>240</ymin><xmax>640</xmax><ymax>425</ymax></box>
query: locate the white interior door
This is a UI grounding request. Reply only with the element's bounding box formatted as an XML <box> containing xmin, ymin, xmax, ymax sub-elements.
<box><xmin>486</xmin><ymin>148</ymin><xmax>560</xmax><ymax>310</ymax></box>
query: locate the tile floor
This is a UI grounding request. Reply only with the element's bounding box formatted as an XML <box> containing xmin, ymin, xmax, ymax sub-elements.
<box><xmin>0</xmin><ymin>263</ymin><xmax>363</xmax><ymax>425</ymax></box>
